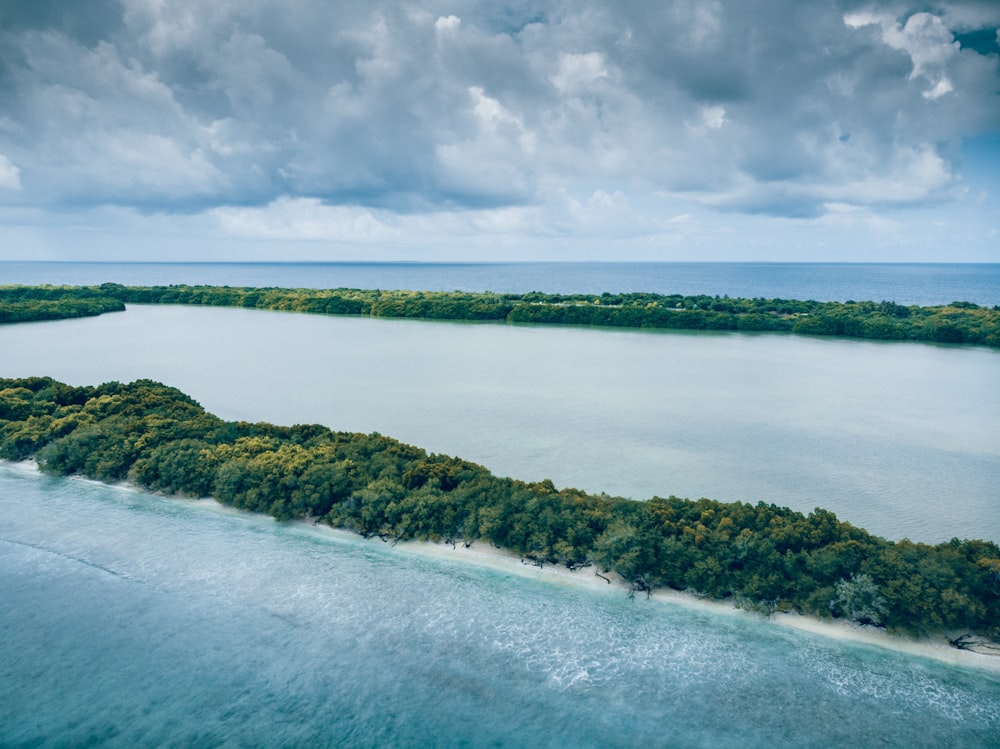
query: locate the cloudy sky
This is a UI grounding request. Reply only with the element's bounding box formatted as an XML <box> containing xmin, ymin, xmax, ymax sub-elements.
<box><xmin>0</xmin><ymin>0</ymin><xmax>998</xmax><ymax>262</ymax></box>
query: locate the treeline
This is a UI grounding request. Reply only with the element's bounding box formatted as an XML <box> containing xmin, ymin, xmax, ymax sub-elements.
<box><xmin>3</xmin><ymin>283</ymin><xmax>999</xmax><ymax>347</ymax></box>
<box><xmin>2</xmin><ymin>376</ymin><xmax>998</xmax><ymax>638</ymax></box>
<box><xmin>0</xmin><ymin>285</ymin><xmax>124</xmax><ymax>323</ymax></box>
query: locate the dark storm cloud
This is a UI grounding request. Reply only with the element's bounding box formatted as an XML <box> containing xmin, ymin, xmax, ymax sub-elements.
<box><xmin>0</xmin><ymin>0</ymin><xmax>997</xmax><ymax>220</ymax></box>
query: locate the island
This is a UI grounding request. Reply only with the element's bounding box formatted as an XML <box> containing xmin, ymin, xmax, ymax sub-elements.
<box><xmin>2</xmin><ymin>283</ymin><xmax>999</xmax><ymax>347</ymax></box>
<box><xmin>2</xmin><ymin>375</ymin><xmax>998</xmax><ymax>646</ymax></box>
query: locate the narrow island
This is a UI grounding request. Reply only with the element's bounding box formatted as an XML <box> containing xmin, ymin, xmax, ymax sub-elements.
<box><xmin>2</xmin><ymin>376</ymin><xmax>998</xmax><ymax>651</ymax></box>
<box><xmin>2</xmin><ymin>283</ymin><xmax>999</xmax><ymax>347</ymax></box>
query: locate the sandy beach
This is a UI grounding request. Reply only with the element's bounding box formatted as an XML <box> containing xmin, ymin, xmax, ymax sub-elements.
<box><xmin>5</xmin><ymin>458</ymin><xmax>998</xmax><ymax>672</ymax></box>
<box><xmin>382</xmin><ymin>533</ymin><xmax>1000</xmax><ymax>673</ymax></box>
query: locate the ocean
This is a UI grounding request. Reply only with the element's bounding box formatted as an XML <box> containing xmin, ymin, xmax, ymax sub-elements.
<box><xmin>2</xmin><ymin>260</ymin><xmax>999</xmax><ymax>307</ymax></box>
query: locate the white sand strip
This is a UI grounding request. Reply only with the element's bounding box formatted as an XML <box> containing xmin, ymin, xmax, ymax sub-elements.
<box><xmin>4</xmin><ymin>460</ymin><xmax>997</xmax><ymax>672</ymax></box>
<box><xmin>385</xmin><ymin>535</ymin><xmax>1000</xmax><ymax>673</ymax></box>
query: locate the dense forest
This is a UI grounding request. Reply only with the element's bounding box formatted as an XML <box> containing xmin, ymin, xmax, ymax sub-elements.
<box><xmin>0</xmin><ymin>285</ymin><xmax>124</xmax><ymax>323</ymax></box>
<box><xmin>2</xmin><ymin>376</ymin><xmax>998</xmax><ymax>640</ymax></box>
<box><xmin>2</xmin><ymin>283</ymin><xmax>999</xmax><ymax>347</ymax></box>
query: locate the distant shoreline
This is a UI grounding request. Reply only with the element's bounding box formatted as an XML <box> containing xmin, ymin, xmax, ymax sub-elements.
<box><xmin>4</xmin><ymin>282</ymin><xmax>999</xmax><ymax>347</ymax></box>
<box><xmin>2</xmin><ymin>262</ymin><xmax>999</xmax><ymax>308</ymax></box>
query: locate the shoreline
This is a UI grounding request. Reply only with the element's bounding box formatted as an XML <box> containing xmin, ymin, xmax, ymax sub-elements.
<box><xmin>377</xmin><ymin>533</ymin><xmax>1000</xmax><ymax>673</ymax></box>
<box><xmin>4</xmin><ymin>458</ymin><xmax>998</xmax><ymax>672</ymax></box>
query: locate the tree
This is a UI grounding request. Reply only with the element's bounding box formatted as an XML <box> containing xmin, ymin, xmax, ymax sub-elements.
<box><xmin>831</xmin><ymin>573</ymin><xmax>888</xmax><ymax>626</ymax></box>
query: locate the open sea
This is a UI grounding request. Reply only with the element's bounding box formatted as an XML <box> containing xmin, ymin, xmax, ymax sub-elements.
<box><xmin>2</xmin><ymin>260</ymin><xmax>1000</xmax><ymax>306</ymax></box>
<box><xmin>2</xmin><ymin>262</ymin><xmax>1000</xmax><ymax>747</ymax></box>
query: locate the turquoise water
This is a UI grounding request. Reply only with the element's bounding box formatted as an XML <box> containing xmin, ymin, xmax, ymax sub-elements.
<box><xmin>2</xmin><ymin>465</ymin><xmax>998</xmax><ymax>748</ymax></box>
<box><xmin>2</xmin><ymin>261</ymin><xmax>999</xmax><ymax>306</ymax></box>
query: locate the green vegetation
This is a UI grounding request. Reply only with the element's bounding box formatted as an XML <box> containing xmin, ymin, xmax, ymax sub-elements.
<box><xmin>2</xmin><ymin>376</ymin><xmax>998</xmax><ymax>639</ymax></box>
<box><xmin>0</xmin><ymin>285</ymin><xmax>124</xmax><ymax>323</ymax></box>
<box><xmin>3</xmin><ymin>283</ymin><xmax>999</xmax><ymax>347</ymax></box>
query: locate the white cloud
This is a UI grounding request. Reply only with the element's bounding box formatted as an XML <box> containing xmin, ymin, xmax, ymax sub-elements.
<box><xmin>468</xmin><ymin>86</ymin><xmax>526</xmax><ymax>134</ymax></box>
<box><xmin>0</xmin><ymin>154</ymin><xmax>21</xmax><ymax>190</ymax></box>
<box><xmin>211</xmin><ymin>197</ymin><xmax>396</xmax><ymax>242</ymax></box>
<box><xmin>209</xmin><ymin>183</ymin><xmax>657</xmax><ymax>248</ymax></box>
<box><xmin>666</xmin><ymin>0</ymin><xmax>724</xmax><ymax>48</ymax></box>
<box><xmin>687</xmin><ymin>104</ymin><xmax>727</xmax><ymax>133</ymax></box>
<box><xmin>826</xmin><ymin>143</ymin><xmax>954</xmax><ymax>204</ymax></box>
<box><xmin>435</xmin><ymin>15</ymin><xmax>461</xmax><ymax>32</ymax></box>
<box><xmin>938</xmin><ymin>2</ymin><xmax>1000</xmax><ymax>32</ymax></box>
<box><xmin>819</xmin><ymin>202</ymin><xmax>901</xmax><ymax>233</ymax></box>
<box><xmin>434</xmin><ymin>86</ymin><xmax>537</xmax><ymax>201</ymax></box>
<box><xmin>588</xmin><ymin>189</ymin><xmax>626</xmax><ymax>210</ymax></box>
<box><xmin>2</xmin><ymin>32</ymin><xmax>231</xmax><ymax>203</ymax></box>
<box><xmin>550</xmin><ymin>52</ymin><xmax>611</xmax><ymax>95</ymax></box>
<box><xmin>122</xmin><ymin>0</ymin><xmax>235</xmax><ymax>56</ymax></box>
<box><xmin>0</xmin><ymin>0</ymin><xmax>997</xmax><ymax>261</ymax></box>
<box><xmin>701</xmin><ymin>140</ymin><xmax>956</xmax><ymax>217</ymax></box>
<box><xmin>844</xmin><ymin>11</ymin><xmax>959</xmax><ymax>99</ymax></box>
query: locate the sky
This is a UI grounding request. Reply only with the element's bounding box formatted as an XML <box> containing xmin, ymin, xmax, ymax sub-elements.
<box><xmin>0</xmin><ymin>0</ymin><xmax>998</xmax><ymax>263</ymax></box>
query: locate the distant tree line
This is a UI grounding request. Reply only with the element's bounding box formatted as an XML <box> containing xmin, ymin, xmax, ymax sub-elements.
<box><xmin>2</xmin><ymin>376</ymin><xmax>998</xmax><ymax>639</ymax></box>
<box><xmin>2</xmin><ymin>283</ymin><xmax>999</xmax><ymax>347</ymax></box>
<box><xmin>0</xmin><ymin>285</ymin><xmax>124</xmax><ymax>323</ymax></box>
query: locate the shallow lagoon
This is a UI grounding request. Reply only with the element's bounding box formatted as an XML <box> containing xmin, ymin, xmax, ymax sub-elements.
<box><xmin>1</xmin><ymin>304</ymin><xmax>997</xmax><ymax>542</ymax></box>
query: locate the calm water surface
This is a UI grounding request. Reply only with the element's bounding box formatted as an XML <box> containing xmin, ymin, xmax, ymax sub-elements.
<box><xmin>1</xmin><ymin>305</ymin><xmax>997</xmax><ymax>543</ymax></box>
<box><xmin>2</xmin><ymin>465</ymin><xmax>998</xmax><ymax>748</ymax></box>
<box><xmin>2</xmin><ymin>260</ymin><xmax>999</xmax><ymax>306</ymax></box>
